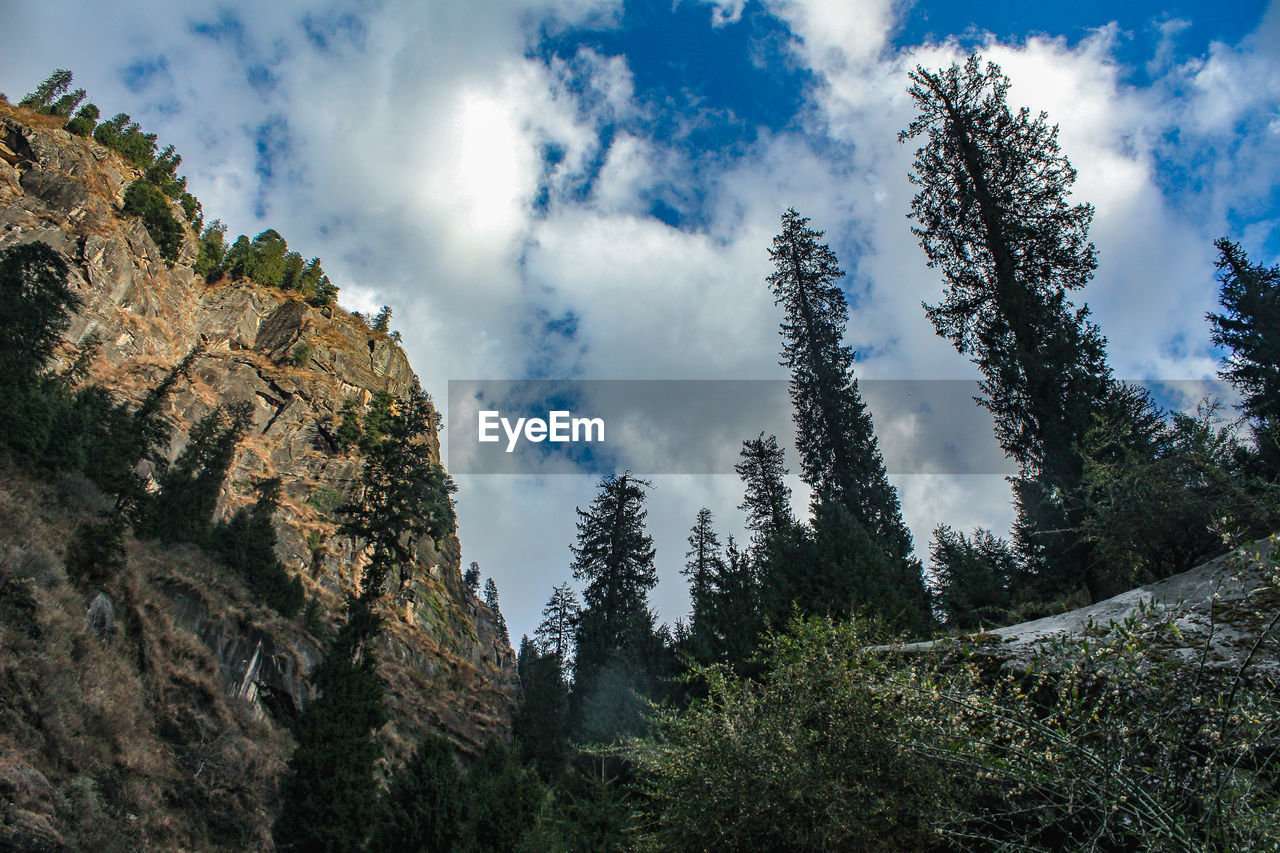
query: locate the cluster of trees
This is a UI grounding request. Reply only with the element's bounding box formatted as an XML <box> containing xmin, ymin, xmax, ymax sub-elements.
<box><xmin>17</xmin><ymin>70</ymin><xmax>340</xmax><ymax>304</ymax></box>
<box><xmin>473</xmin><ymin>55</ymin><xmax>1280</xmax><ymax>850</ymax></box>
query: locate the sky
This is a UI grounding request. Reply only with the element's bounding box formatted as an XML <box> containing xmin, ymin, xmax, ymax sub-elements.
<box><xmin>3</xmin><ymin>0</ymin><xmax>1279</xmax><ymax>644</ymax></box>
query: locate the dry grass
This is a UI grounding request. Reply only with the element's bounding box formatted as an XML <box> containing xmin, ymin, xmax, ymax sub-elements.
<box><xmin>0</xmin><ymin>463</ymin><xmax>294</xmax><ymax>850</ymax></box>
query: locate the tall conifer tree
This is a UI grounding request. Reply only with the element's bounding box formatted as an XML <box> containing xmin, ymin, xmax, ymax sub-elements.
<box><xmin>767</xmin><ymin>210</ymin><xmax>928</xmax><ymax>627</ymax></box>
<box><xmin>901</xmin><ymin>56</ymin><xmax>1146</xmax><ymax>599</ymax></box>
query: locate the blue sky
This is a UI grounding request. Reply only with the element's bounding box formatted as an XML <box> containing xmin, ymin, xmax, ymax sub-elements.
<box><xmin>4</xmin><ymin>0</ymin><xmax>1278</xmax><ymax>641</ymax></box>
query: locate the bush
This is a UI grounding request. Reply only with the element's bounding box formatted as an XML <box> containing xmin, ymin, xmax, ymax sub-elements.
<box><xmin>122</xmin><ymin>180</ymin><xmax>184</xmax><ymax>263</ymax></box>
<box><xmin>289</xmin><ymin>341</ymin><xmax>312</xmax><ymax>368</ymax></box>
<box><xmin>630</xmin><ymin>618</ymin><xmax>950</xmax><ymax>852</ymax></box>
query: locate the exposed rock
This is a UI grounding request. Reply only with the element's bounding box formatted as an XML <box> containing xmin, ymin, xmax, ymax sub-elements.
<box><xmin>890</xmin><ymin>536</ymin><xmax>1280</xmax><ymax>677</ymax></box>
<box><xmin>0</xmin><ymin>102</ymin><xmax>517</xmax><ymax>762</ymax></box>
<box><xmin>85</xmin><ymin>591</ymin><xmax>114</xmax><ymax>641</ymax></box>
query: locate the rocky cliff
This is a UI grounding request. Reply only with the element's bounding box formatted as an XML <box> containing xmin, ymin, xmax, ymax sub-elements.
<box><xmin>0</xmin><ymin>102</ymin><xmax>517</xmax><ymax>849</ymax></box>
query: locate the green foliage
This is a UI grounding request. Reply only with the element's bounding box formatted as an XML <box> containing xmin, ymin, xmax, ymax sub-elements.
<box><xmin>461</xmin><ymin>740</ymin><xmax>544</xmax><ymax>853</ymax></box>
<box><xmin>139</xmin><ymin>403</ymin><xmax>252</xmax><ymax>545</ymax></box>
<box><xmin>929</xmin><ymin>525</ymin><xmax>1018</xmax><ymax>629</ymax></box>
<box><xmin>370</xmin><ymin>733</ymin><xmax>465</xmax><ymax>853</ymax></box>
<box><xmin>340</xmin><ymin>388</ymin><xmax>456</xmax><ymax>589</ymax></box>
<box><xmin>93</xmin><ymin>112</ymin><xmax>158</xmax><ymax>168</ymax></box>
<box><xmin>222</xmin><ymin>229</ymin><xmax>338</xmax><ymax>305</ymax></box>
<box><xmin>1072</xmin><ymin>403</ymin><xmax>1280</xmax><ymax>584</ymax></box>
<box><xmin>194</xmin><ymin>220</ymin><xmax>228</xmax><ymax>279</ymax></box>
<box><xmin>208</xmin><ymin>477</ymin><xmax>305</xmax><ymax>617</ymax></box>
<box><xmin>358</xmin><ymin>390</ymin><xmax>394</xmax><ymax>454</ymax></box>
<box><xmin>64</xmin><ymin>102</ymin><xmax>99</xmax><ymax>136</ymax></box>
<box><xmin>19</xmin><ymin>69</ymin><xmax>73</xmax><ymax>111</ymax></box>
<box><xmin>484</xmin><ymin>577</ymin><xmax>509</xmax><ymax>644</ymax></box>
<box><xmin>0</xmin><ymin>242</ymin><xmax>79</xmax><ymax>392</ymax></box>
<box><xmin>515</xmin><ymin>639</ymin><xmax>571</xmax><ymax>780</ymax></box>
<box><xmin>464</xmin><ymin>561</ymin><xmax>481</xmax><ymax>595</ymax></box>
<box><xmin>289</xmin><ymin>341</ymin><xmax>313</xmax><ymax>368</ymax></box>
<box><xmin>273</xmin><ymin>573</ymin><xmax>388</xmax><ymax>852</ymax></box>
<box><xmin>514</xmin><ymin>763</ymin><xmax>637</xmax><ymax>853</ymax></box>
<box><xmin>1209</xmin><ymin>238</ymin><xmax>1280</xmax><ymax>475</ymax></box>
<box><xmin>122</xmin><ymin>179</ymin><xmax>184</xmax><ymax>263</ymax></box>
<box><xmin>333</xmin><ymin>397</ymin><xmax>363</xmax><ymax>451</ymax></box>
<box><xmin>65</xmin><ymin>515</ymin><xmax>127</xmax><ymax>586</ymax></box>
<box><xmin>372</xmin><ymin>305</ymin><xmax>393</xmax><ymax>333</ymax></box>
<box><xmin>630</xmin><ymin>618</ymin><xmax>950</xmax><ymax>851</ymax></box>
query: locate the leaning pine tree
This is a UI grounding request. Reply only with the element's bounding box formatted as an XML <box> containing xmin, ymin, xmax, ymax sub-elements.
<box><xmin>900</xmin><ymin>56</ymin><xmax>1150</xmax><ymax>600</ymax></box>
<box><xmin>767</xmin><ymin>209</ymin><xmax>930</xmax><ymax>629</ymax></box>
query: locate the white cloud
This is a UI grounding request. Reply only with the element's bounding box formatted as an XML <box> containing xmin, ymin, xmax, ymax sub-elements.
<box><xmin>5</xmin><ymin>0</ymin><xmax>1277</xmax><ymax>639</ymax></box>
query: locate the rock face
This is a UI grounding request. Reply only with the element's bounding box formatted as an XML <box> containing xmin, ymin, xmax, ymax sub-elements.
<box><xmin>0</xmin><ymin>104</ymin><xmax>517</xmax><ymax>757</ymax></box>
<box><xmin>893</xmin><ymin>536</ymin><xmax>1280</xmax><ymax>678</ymax></box>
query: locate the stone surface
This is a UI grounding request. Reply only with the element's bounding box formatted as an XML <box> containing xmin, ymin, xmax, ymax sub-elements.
<box><xmin>0</xmin><ymin>102</ymin><xmax>517</xmax><ymax>758</ymax></box>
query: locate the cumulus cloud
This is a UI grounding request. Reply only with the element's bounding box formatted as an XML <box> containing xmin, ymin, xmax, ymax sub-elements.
<box><xmin>5</xmin><ymin>0</ymin><xmax>1276</xmax><ymax>639</ymax></box>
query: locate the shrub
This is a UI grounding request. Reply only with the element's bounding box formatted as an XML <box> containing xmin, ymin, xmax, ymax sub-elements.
<box><xmin>64</xmin><ymin>102</ymin><xmax>99</xmax><ymax>137</ymax></box>
<box><xmin>289</xmin><ymin>341</ymin><xmax>312</xmax><ymax>368</ymax></box>
<box><xmin>122</xmin><ymin>180</ymin><xmax>184</xmax><ymax>263</ymax></box>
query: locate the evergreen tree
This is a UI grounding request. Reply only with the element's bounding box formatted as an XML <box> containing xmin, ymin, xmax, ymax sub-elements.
<box><xmin>735</xmin><ymin>433</ymin><xmax>794</xmax><ymax>555</ymax></box>
<box><xmin>515</xmin><ymin>637</ymin><xmax>571</xmax><ymax>781</ymax></box>
<box><xmin>570</xmin><ymin>473</ymin><xmax>658</xmax><ymax>683</ymax></box>
<box><xmin>340</xmin><ymin>386</ymin><xmax>456</xmax><ymax>589</ymax></box>
<box><xmin>0</xmin><ymin>242</ymin><xmax>78</xmax><ymax>393</ymax></box>
<box><xmin>194</xmin><ymin>220</ymin><xmax>228</xmax><ymax>279</ymax></box>
<box><xmin>682</xmin><ymin>507</ymin><xmax>724</xmax><ymax>643</ymax></box>
<box><xmin>484</xmin><ymin>577</ymin><xmax>510</xmax><ymax>645</ymax></box>
<box><xmin>273</xmin><ymin>536</ymin><xmax>390</xmax><ymax>852</ymax></box>
<box><xmin>369</xmin><ymin>733</ymin><xmax>465</xmax><ymax>853</ymax></box>
<box><xmin>768</xmin><ymin>210</ymin><xmax>912</xmax><ymax>557</ymax></box>
<box><xmin>49</xmin><ymin>88</ymin><xmax>86</xmax><ymax>119</ymax></box>
<box><xmin>462</xmin><ymin>740</ymin><xmax>544</xmax><ymax>853</ymax></box>
<box><xmin>333</xmin><ymin>396</ymin><xmax>363</xmax><ymax>451</ymax></box>
<box><xmin>1208</xmin><ymin>238</ymin><xmax>1280</xmax><ymax>474</ymax></box>
<box><xmin>767</xmin><ymin>210</ymin><xmax>928</xmax><ymax>627</ymax></box>
<box><xmin>19</xmin><ymin>69</ymin><xmax>72</xmax><ymax>111</ymax></box>
<box><xmin>901</xmin><ymin>56</ymin><xmax>1143</xmax><ymax>600</ymax></box>
<box><xmin>464</xmin><ymin>561</ymin><xmax>482</xmax><ymax>595</ymax></box>
<box><xmin>139</xmin><ymin>402</ymin><xmax>252</xmax><ymax>545</ymax></box>
<box><xmin>65</xmin><ymin>102</ymin><xmax>100</xmax><ymax>137</ymax></box>
<box><xmin>373</xmin><ymin>305</ymin><xmax>394</xmax><ymax>333</ymax></box>
<box><xmin>535</xmin><ymin>583</ymin><xmax>580</xmax><ymax>666</ymax></box>
<box><xmin>123</xmin><ymin>179</ymin><xmax>184</xmax><ymax>262</ymax></box>
<box><xmin>209</xmin><ymin>477</ymin><xmax>306</xmax><ymax>617</ymax></box>
<box><xmin>929</xmin><ymin>525</ymin><xmax>1018</xmax><ymax>629</ymax></box>
<box><xmin>359</xmin><ymin>390</ymin><xmax>395</xmax><ymax>454</ymax></box>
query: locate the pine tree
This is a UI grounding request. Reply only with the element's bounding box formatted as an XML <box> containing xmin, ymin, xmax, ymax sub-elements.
<box><xmin>273</xmin><ymin>538</ymin><xmax>389</xmax><ymax>852</ymax></box>
<box><xmin>0</xmin><ymin>242</ymin><xmax>79</xmax><ymax>392</ymax></box>
<box><xmin>1208</xmin><ymin>238</ymin><xmax>1280</xmax><ymax>474</ymax></box>
<box><xmin>372</xmin><ymin>305</ymin><xmax>393</xmax><ymax>333</ymax></box>
<box><xmin>209</xmin><ymin>477</ymin><xmax>305</xmax><ymax>617</ymax></box>
<box><xmin>768</xmin><ymin>210</ymin><xmax>912</xmax><ymax>559</ymax></box>
<box><xmin>462</xmin><ymin>740</ymin><xmax>543</xmax><ymax>852</ymax></box>
<box><xmin>535</xmin><ymin>583</ymin><xmax>580</xmax><ymax>666</ymax></box>
<box><xmin>514</xmin><ymin>637</ymin><xmax>571</xmax><ymax>781</ymax></box>
<box><xmin>464</xmin><ymin>561</ymin><xmax>482</xmax><ymax>595</ymax></box>
<box><xmin>682</xmin><ymin>508</ymin><xmax>724</xmax><ymax>642</ymax></box>
<box><xmin>369</xmin><ymin>733</ymin><xmax>465</xmax><ymax>853</ymax></box>
<box><xmin>19</xmin><ymin>69</ymin><xmax>72</xmax><ymax>111</ymax></box>
<box><xmin>139</xmin><ymin>402</ymin><xmax>252</xmax><ymax>545</ymax></box>
<box><xmin>900</xmin><ymin>56</ymin><xmax>1144</xmax><ymax>600</ymax></box>
<box><xmin>767</xmin><ymin>211</ymin><xmax>928</xmax><ymax>627</ymax></box>
<box><xmin>340</xmin><ymin>386</ymin><xmax>456</xmax><ymax>589</ymax></box>
<box><xmin>929</xmin><ymin>525</ymin><xmax>1018</xmax><ymax>629</ymax></box>
<box><xmin>570</xmin><ymin>472</ymin><xmax>658</xmax><ymax>682</ymax></box>
<box><xmin>484</xmin><ymin>577</ymin><xmax>510</xmax><ymax>645</ymax></box>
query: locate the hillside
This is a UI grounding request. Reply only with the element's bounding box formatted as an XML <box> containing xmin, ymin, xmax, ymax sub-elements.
<box><xmin>0</xmin><ymin>102</ymin><xmax>516</xmax><ymax>850</ymax></box>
